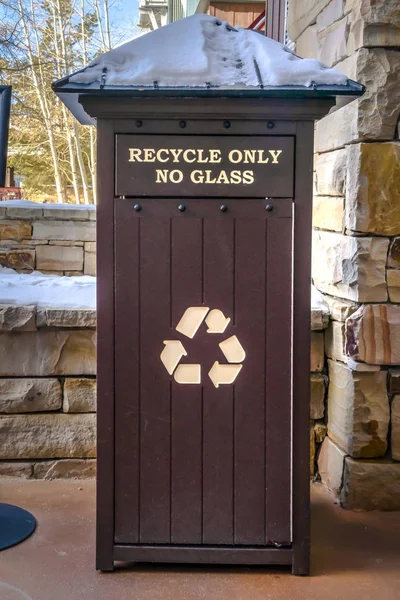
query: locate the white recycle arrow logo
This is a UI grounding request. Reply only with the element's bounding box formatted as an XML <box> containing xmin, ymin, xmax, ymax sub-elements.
<box><xmin>160</xmin><ymin>307</ymin><xmax>246</xmax><ymax>388</ymax></box>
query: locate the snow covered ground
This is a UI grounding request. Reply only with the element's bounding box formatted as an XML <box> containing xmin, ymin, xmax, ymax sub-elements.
<box><xmin>70</xmin><ymin>14</ymin><xmax>348</xmax><ymax>89</ymax></box>
<box><xmin>0</xmin><ymin>267</ymin><xmax>95</xmax><ymax>309</ymax></box>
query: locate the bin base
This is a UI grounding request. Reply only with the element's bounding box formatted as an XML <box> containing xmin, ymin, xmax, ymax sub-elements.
<box><xmin>107</xmin><ymin>544</ymin><xmax>302</xmax><ymax>571</ymax></box>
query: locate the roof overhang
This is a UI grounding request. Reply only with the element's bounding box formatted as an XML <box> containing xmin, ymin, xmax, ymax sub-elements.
<box><xmin>53</xmin><ymin>78</ymin><xmax>365</xmax><ymax>125</ymax></box>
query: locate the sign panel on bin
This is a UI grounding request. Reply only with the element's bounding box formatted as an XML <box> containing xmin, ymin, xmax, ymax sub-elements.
<box><xmin>115</xmin><ymin>135</ymin><xmax>294</xmax><ymax>198</ymax></box>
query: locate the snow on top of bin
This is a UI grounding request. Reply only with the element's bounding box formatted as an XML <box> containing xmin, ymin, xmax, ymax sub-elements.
<box><xmin>68</xmin><ymin>14</ymin><xmax>347</xmax><ymax>89</ymax></box>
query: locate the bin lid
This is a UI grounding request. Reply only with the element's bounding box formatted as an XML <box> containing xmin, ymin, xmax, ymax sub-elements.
<box><xmin>53</xmin><ymin>14</ymin><xmax>364</xmax><ymax>125</ymax></box>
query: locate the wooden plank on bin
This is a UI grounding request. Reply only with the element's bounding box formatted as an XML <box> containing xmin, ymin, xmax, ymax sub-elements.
<box><xmin>202</xmin><ymin>215</ymin><xmax>234</xmax><ymax>545</ymax></box>
<box><xmin>139</xmin><ymin>214</ymin><xmax>172</xmax><ymax>543</ymax></box>
<box><xmin>96</xmin><ymin>119</ymin><xmax>115</xmax><ymax>571</ymax></box>
<box><xmin>292</xmin><ymin>121</ymin><xmax>314</xmax><ymax>575</ymax></box>
<box><xmin>114</xmin><ymin>199</ymin><xmax>140</xmax><ymax>543</ymax></box>
<box><xmin>170</xmin><ymin>215</ymin><xmax>203</xmax><ymax>544</ymax></box>
<box><xmin>265</xmin><ymin>206</ymin><xmax>292</xmax><ymax>545</ymax></box>
<box><xmin>233</xmin><ymin>216</ymin><xmax>266</xmax><ymax>545</ymax></box>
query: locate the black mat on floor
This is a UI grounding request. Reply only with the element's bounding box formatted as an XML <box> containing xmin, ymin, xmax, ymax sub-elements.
<box><xmin>0</xmin><ymin>503</ymin><xmax>36</xmax><ymax>551</ymax></box>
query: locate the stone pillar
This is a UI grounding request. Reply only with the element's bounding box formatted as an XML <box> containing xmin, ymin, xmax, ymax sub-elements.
<box><xmin>288</xmin><ymin>0</ymin><xmax>400</xmax><ymax>509</ymax></box>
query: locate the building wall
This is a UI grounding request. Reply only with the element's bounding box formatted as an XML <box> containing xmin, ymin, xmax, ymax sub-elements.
<box><xmin>208</xmin><ymin>2</ymin><xmax>264</xmax><ymax>28</ymax></box>
<box><xmin>288</xmin><ymin>0</ymin><xmax>400</xmax><ymax>510</ymax></box>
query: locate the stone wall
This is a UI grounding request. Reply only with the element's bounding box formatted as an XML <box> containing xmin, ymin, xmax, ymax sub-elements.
<box><xmin>0</xmin><ymin>305</ymin><xmax>96</xmax><ymax>479</ymax></box>
<box><xmin>0</xmin><ymin>301</ymin><xmax>329</xmax><ymax>479</ymax></box>
<box><xmin>288</xmin><ymin>0</ymin><xmax>400</xmax><ymax>509</ymax></box>
<box><xmin>0</xmin><ymin>203</ymin><xmax>96</xmax><ymax>276</ymax></box>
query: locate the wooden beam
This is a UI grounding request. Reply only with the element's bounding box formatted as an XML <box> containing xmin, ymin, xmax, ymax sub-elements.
<box><xmin>265</xmin><ymin>0</ymin><xmax>286</xmax><ymax>42</ymax></box>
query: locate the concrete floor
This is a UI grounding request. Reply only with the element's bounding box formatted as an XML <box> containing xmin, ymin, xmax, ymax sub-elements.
<box><xmin>0</xmin><ymin>481</ymin><xmax>400</xmax><ymax>600</ymax></box>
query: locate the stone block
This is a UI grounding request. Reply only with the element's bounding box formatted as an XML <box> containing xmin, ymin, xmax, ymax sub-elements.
<box><xmin>0</xmin><ymin>305</ymin><xmax>36</xmax><ymax>331</ymax></box>
<box><xmin>315</xmin><ymin>149</ymin><xmax>347</xmax><ymax>196</ymax></box>
<box><xmin>388</xmin><ymin>270</ymin><xmax>400</xmax><ymax>303</ymax></box>
<box><xmin>48</xmin><ymin>241</ymin><xmax>84</xmax><ymax>246</ymax></box>
<box><xmin>345</xmin><ymin>359</ymin><xmax>380</xmax><ymax>372</ymax></box>
<box><xmin>388</xmin><ymin>238</ymin><xmax>400</xmax><ymax>268</ymax></box>
<box><xmin>311</xmin><ymin>332</ymin><xmax>324</xmax><ymax>372</ymax></box>
<box><xmin>0</xmin><ymin>249</ymin><xmax>35</xmax><ymax>270</ymax></box>
<box><xmin>346</xmin><ymin>0</ymin><xmax>400</xmax><ymax>51</ymax></box>
<box><xmin>6</xmin><ymin>206</ymin><xmax>42</xmax><ymax>219</ymax></box>
<box><xmin>391</xmin><ymin>396</ymin><xmax>400</xmax><ymax>461</ymax></box>
<box><xmin>346</xmin><ymin>143</ymin><xmax>400</xmax><ymax>235</ymax></box>
<box><xmin>318</xmin><ymin>436</ymin><xmax>346</xmax><ymax>496</ymax></box>
<box><xmin>39</xmin><ymin>270</ymin><xmax>64</xmax><ymax>276</ymax></box>
<box><xmin>341</xmin><ymin>457</ymin><xmax>400</xmax><ymax>510</ymax></box>
<box><xmin>33</xmin><ymin>458</ymin><xmax>96</xmax><ymax>479</ymax></box>
<box><xmin>388</xmin><ymin>369</ymin><xmax>400</xmax><ymax>394</ymax></box>
<box><xmin>63</xmin><ymin>378</ymin><xmax>96</xmax><ymax>413</ymax></box>
<box><xmin>313</xmin><ymin>196</ymin><xmax>344</xmax><ymax>232</ymax></box>
<box><xmin>327</xmin><ymin>359</ymin><xmax>389</xmax><ymax>457</ymax></box>
<box><xmin>316</xmin><ymin>49</ymin><xmax>400</xmax><ymax>151</ymax></box>
<box><xmin>317</xmin><ymin>0</ymin><xmax>345</xmax><ymax>31</ymax></box>
<box><xmin>346</xmin><ymin>304</ymin><xmax>400</xmax><ymax>365</ymax></box>
<box><xmin>310</xmin><ymin>423</ymin><xmax>316</xmax><ymax>476</ymax></box>
<box><xmin>310</xmin><ymin>373</ymin><xmax>325</xmax><ymax>419</ymax></box>
<box><xmin>296</xmin><ymin>25</ymin><xmax>319</xmax><ymax>59</ymax></box>
<box><xmin>315</xmin><ymin>421</ymin><xmax>327</xmax><ymax>443</ymax></box>
<box><xmin>37</xmin><ymin>308</ymin><xmax>96</xmax><ymax>328</ymax></box>
<box><xmin>36</xmin><ymin>245</ymin><xmax>83</xmax><ymax>271</ymax></box>
<box><xmin>0</xmin><ymin>330</ymin><xmax>96</xmax><ymax>376</ymax></box>
<box><xmin>84</xmin><ymin>251</ymin><xmax>96</xmax><ymax>276</ymax></box>
<box><xmin>0</xmin><ymin>462</ymin><xmax>33</xmax><ymax>478</ymax></box>
<box><xmin>325</xmin><ymin>321</ymin><xmax>346</xmax><ymax>361</ymax></box>
<box><xmin>0</xmin><ymin>206</ymin><xmax>6</xmax><ymax>218</ymax></box>
<box><xmin>312</xmin><ymin>231</ymin><xmax>388</xmax><ymax>302</ymax></box>
<box><xmin>0</xmin><ymin>413</ymin><xmax>96</xmax><ymax>459</ymax></box>
<box><xmin>32</xmin><ymin>220</ymin><xmax>96</xmax><ymax>242</ymax></box>
<box><xmin>0</xmin><ymin>220</ymin><xmax>31</xmax><ymax>240</ymax></box>
<box><xmin>0</xmin><ymin>378</ymin><xmax>62</xmax><ymax>413</ymax></box>
<box><xmin>311</xmin><ymin>307</ymin><xmax>329</xmax><ymax>332</ymax></box>
<box><xmin>84</xmin><ymin>242</ymin><xmax>96</xmax><ymax>252</ymax></box>
<box><xmin>287</xmin><ymin>0</ymin><xmax>331</xmax><ymax>40</ymax></box>
<box><xmin>43</xmin><ymin>208</ymin><xmax>89</xmax><ymax>220</ymax></box>
<box><xmin>318</xmin><ymin>16</ymin><xmax>349</xmax><ymax>66</ymax></box>
<box><xmin>323</xmin><ymin>295</ymin><xmax>358</xmax><ymax>322</ymax></box>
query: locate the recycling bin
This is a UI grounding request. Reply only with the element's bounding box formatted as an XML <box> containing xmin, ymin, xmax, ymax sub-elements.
<box><xmin>53</xmin><ymin>15</ymin><xmax>363</xmax><ymax>575</ymax></box>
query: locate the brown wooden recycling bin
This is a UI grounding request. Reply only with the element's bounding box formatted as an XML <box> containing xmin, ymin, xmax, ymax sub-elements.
<box><xmin>54</xmin><ymin>73</ymin><xmax>362</xmax><ymax>575</ymax></box>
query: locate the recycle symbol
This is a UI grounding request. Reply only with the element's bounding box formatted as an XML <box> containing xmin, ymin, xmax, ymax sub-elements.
<box><xmin>160</xmin><ymin>307</ymin><xmax>246</xmax><ymax>388</ymax></box>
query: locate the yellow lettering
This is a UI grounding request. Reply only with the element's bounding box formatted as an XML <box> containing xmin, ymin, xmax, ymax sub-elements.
<box><xmin>257</xmin><ymin>150</ymin><xmax>269</xmax><ymax>164</ymax></box>
<box><xmin>205</xmin><ymin>170</ymin><xmax>217</xmax><ymax>184</ymax></box>
<box><xmin>269</xmin><ymin>150</ymin><xmax>282</xmax><ymax>164</ymax></box>
<box><xmin>155</xmin><ymin>169</ymin><xmax>168</xmax><ymax>183</ymax></box>
<box><xmin>197</xmin><ymin>150</ymin><xmax>209</xmax><ymax>163</ymax></box>
<box><xmin>216</xmin><ymin>170</ymin><xmax>229</xmax><ymax>184</ymax></box>
<box><xmin>243</xmin><ymin>170</ymin><xmax>254</xmax><ymax>184</ymax></box>
<box><xmin>228</xmin><ymin>150</ymin><xmax>242</xmax><ymax>164</ymax></box>
<box><xmin>230</xmin><ymin>170</ymin><xmax>241</xmax><ymax>184</ymax></box>
<box><xmin>170</xmin><ymin>169</ymin><xmax>183</xmax><ymax>183</ymax></box>
<box><xmin>183</xmin><ymin>149</ymin><xmax>197</xmax><ymax>163</ymax></box>
<box><xmin>190</xmin><ymin>170</ymin><xmax>204</xmax><ymax>183</ymax></box>
<box><xmin>170</xmin><ymin>149</ymin><xmax>183</xmax><ymax>163</ymax></box>
<box><xmin>143</xmin><ymin>148</ymin><xmax>156</xmax><ymax>162</ymax></box>
<box><xmin>243</xmin><ymin>150</ymin><xmax>257</xmax><ymax>164</ymax></box>
<box><xmin>209</xmin><ymin>149</ymin><xmax>222</xmax><ymax>164</ymax></box>
<box><xmin>156</xmin><ymin>149</ymin><xmax>169</xmax><ymax>162</ymax></box>
<box><xmin>129</xmin><ymin>148</ymin><xmax>142</xmax><ymax>162</ymax></box>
